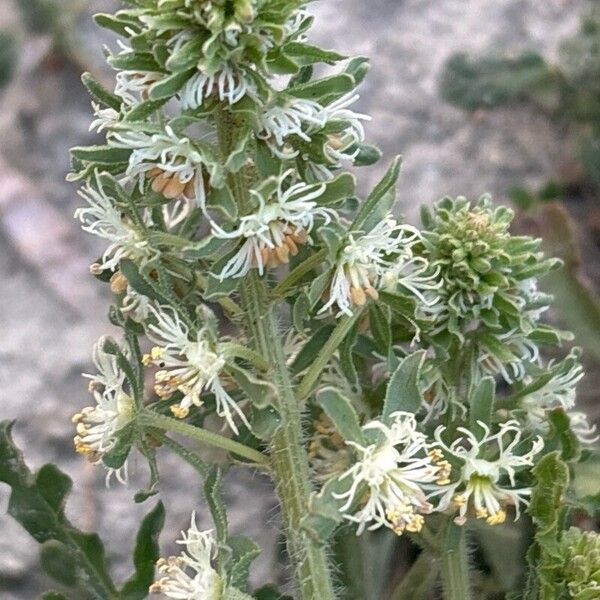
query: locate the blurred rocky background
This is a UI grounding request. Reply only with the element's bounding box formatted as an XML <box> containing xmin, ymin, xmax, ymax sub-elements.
<box><xmin>1</xmin><ymin>0</ymin><xmax>599</xmax><ymax>598</ymax></box>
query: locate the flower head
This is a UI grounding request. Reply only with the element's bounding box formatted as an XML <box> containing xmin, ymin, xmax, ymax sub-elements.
<box><xmin>181</xmin><ymin>64</ymin><xmax>255</xmax><ymax>109</ymax></box>
<box><xmin>110</xmin><ymin>126</ymin><xmax>206</xmax><ymax>202</ymax></box>
<box><xmin>114</xmin><ymin>70</ymin><xmax>164</xmax><ymax>106</ymax></box>
<box><xmin>75</xmin><ymin>178</ymin><xmax>154</xmax><ymax>272</ymax></box>
<box><xmin>556</xmin><ymin>527</ymin><xmax>600</xmax><ymax>599</ymax></box>
<box><xmin>210</xmin><ymin>170</ymin><xmax>333</xmax><ymax>279</ymax></box>
<box><xmin>421</xmin><ymin>196</ymin><xmax>556</xmax><ymax>340</ymax></box>
<box><xmin>72</xmin><ymin>337</ymin><xmax>135</xmax><ymax>485</ymax></box>
<box><xmin>257</xmin><ymin>97</ymin><xmax>327</xmax><ymax>158</ymax></box>
<box><xmin>434</xmin><ymin>420</ymin><xmax>543</xmax><ymax>526</ymax></box>
<box><xmin>523</xmin><ymin>352</ymin><xmax>584</xmax><ymax>412</ymax></box>
<box><xmin>319</xmin><ymin>216</ymin><xmax>426</xmax><ymax>316</ymax></box>
<box><xmin>334</xmin><ymin>412</ymin><xmax>450</xmax><ymax>535</ymax></box>
<box><xmin>143</xmin><ymin>306</ymin><xmax>249</xmax><ymax>434</ymax></box>
<box><xmin>150</xmin><ymin>514</ymin><xmax>222</xmax><ymax>600</ymax></box>
<box><xmin>320</xmin><ymin>92</ymin><xmax>370</xmax><ymax>169</ymax></box>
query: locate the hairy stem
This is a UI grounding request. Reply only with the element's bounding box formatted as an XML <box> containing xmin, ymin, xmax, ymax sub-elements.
<box><xmin>215</xmin><ymin>103</ymin><xmax>336</xmax><ymax>599</ymax></box>
<box><xmin>138</xmin><ymin>411</ymin><xmax>269</xmax><ymax>467</ymax></box>
<box><xmin>440</xmin><ymin>522</ymin><xmax>471</xmax><ymax>600</ymax></box>
<box><xmin>241</xmin><ymin>272</ymin><xmax>336</xmax><ymax>600</ymax></box>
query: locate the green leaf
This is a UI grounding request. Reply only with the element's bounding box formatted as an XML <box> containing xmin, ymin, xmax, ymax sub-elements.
<box><xmin>227</xmin><ymin>363</ymin><xmax>277</xmax><ymax>409</ymax></box>
<box><xmin>289</xmin><ymin>73</ymin><xmax>355</xmax><ymax>103</ymax></box>
<box><xmin>529</xmin><ymin>452</ymin><xmax>569</xmax><ymax>538</ymax></box>
<box><xmin>316</xmin><ymin>387</ymin><xmax>364</xmax><ymax>444</ymax></box>
<box><xmin>120</xmin><ymin>502</ymin><xmax>165</xmax><ymax>599</ymax></box>
<box><xmin>382</xmin><ymin>350</ymin><xmax>427</xmax><ymax>420</ymax></box>
<box><xmin>469</xmin><ymin>376</ymin><xmax>495</xmax><ymax>430</ymax></box>
<box><xmin>149</xmin><ymin>68</ymin><xmax>195</xmax><ymax>100</ymax></box>
<box><xmin>0</xmin><ymin>421</ymin><xmax>116</xmax><ymax>598</ymax></box>
<box><xmin>289</xmin><ymin>324</ymin><xmax>335</xmax><ymax>374</ymax></box>
<box><xmin>345</xmin><ymin>56</ymin><xmax>370</xmax><ymax>86</ymax></box>
<box><xmin>108</xmin><ymin>51</ymin><xmax>162</xmax><ymax>72</ymax></box>
<box><xmin>124</xmin><ymin>97</ymin><xmax>170</xmax><ymax>122</ymax></box>
<box><xmin>284</xmin><ymin>42</ymin><xmax>346</xmax><ymax>64</ymax></box>
<box><xmin>353</xmin><ymin>143</ymin><xmax>382</xmax><ymax>167</ymax></box>
<box><xmin>81</xmin><ymin>72</ymin><xmax>121</xmax><ymax>111</ymax></box>
<box><xmin>548</xmin><ymin>409</ymin><xmax>581</xmax><ymax>462</ymax></box>
<box><xmin>225</xmin><ymin>122</ymin><xmax>253</xmax><ymax>173</ymax></box>
<box><xmin>319</xmin><ymin>172</ymin><xmax>356</xmax><ymax>205</ymax></box>
<box><xmin>40</xmin><ymin>540</ymin><xmax>78</xmax><ymax>586</ymax></box>
<box><xmin>351</xmin><ymin>155</ymin><xmax>402</xmax><ymax>232</ymax></box>
<box><xmin>226</xmin><ymin>535</ymin><xmax>261</xmax><ymax>590</ymax></box>
<box><xmin>71</xmin><ymin>145</ymin><xmax>132</xmax><ymax>165</ymax></box>
<box><xmin>204</xmin><ymin>466</ymin><xmax>228</xmax><ymax>543</ymax></box>
<box><xmin>119</xmin><ymin>260</ymin><xmax>170</xmax><ymax>305</ymax></box>
<box><xmin>539</xmin><ymin>203</ymin><xmax>600</xmax><ymax>361</ymax></box>
<box><xmin>94</xmin><ymin>12</ymin><xmax>138</xmax><ymax>36</ymax></box>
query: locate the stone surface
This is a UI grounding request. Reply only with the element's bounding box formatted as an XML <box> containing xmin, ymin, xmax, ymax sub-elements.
<box><xmin>0</xmin><ymin>0</ymin><xmax>596</xmax><ymax>598</ymax></box>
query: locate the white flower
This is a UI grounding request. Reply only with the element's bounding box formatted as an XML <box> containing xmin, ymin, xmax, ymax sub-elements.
<box><xmin>209</xmin><ymin>170</ymin><xmax>333</xmax><ymax>279</ymax></box>
<box><xmin>110</xmin><ymin>126</ymin><xmax>206</xmax><ymax>202</ymax></box>
<box><xmin>89</xmin><ymin>102</ymin><xmax>120</xmax><ymax>133</ymax></box>
<box><xmin>181</xmin><ymin>64</ymin><xmax>255</xmax><ymax>109</ymax></box>
<box><xmin>334</xmin><ymin>412</ymin><xmax>451</xmax><ymax>535</ymax></box>
<box><xmin>114</xmin><ymin>70</ymin><xmax>164</xmax><ymax>106</ymax></box>
<box><xmin>143</xmin><ymin>306</ymin><xmax>249</xmax><ymax>434</ymax></box>
<box><xmin>122</xmin><ymin>286</ymin><xmax>152</xmax><ymax>323</ymax></box>
<box><xmin>568</xmin><ymin>412</ymin><xmax>599</xmax><ymax>444</ymax></box>
<box><xmin>257</xmin><ymin>97</ymin><xmax>327</xmax><ymax>158</ymax></box>
<box><xmin>319</xmin><ymin>216</ymin><xmax>423</xmax><ymax>317</ymax></box>
<box><xmin>75</xmin><ymin>178</ymin><xmax>155</xmax><ymax>272</ymax></box>
<box><xmin>478</xmin><ymin>331</ymin><xmax>540</xmax><ymax>384</ymax></box>
<box><xmin>523</xmin><ymin>356</ymin><xmax>584</xmax><ymax>412</ymax></box>
<box><xmin>320</xmin><ymin>92</ymin><xmax>369</xmax><ymax>165</ymax></box>
<box><xmin>434</xmin><ymin>420</ymin><xmax>543</xmax><ymax>526</ymax></box>
<box><xmin>72</xmin><ymin>337</ymin><xmax>135</xmax><ymax>485</ymax></box>
<box><xmin>257</xmin><ymin>92</ymin><xmax>370</xmax><ymax>176</ymax></box>
<box><xmin>150</xmin><ymin>514</ymin><xmax>222</xmax><ymax>600</ymax></box>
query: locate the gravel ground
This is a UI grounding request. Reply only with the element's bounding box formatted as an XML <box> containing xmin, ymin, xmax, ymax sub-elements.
<box><xmin>0</xmin><ymin>0</ymin><xmax>592</xmax><ymax>598</ymax></box>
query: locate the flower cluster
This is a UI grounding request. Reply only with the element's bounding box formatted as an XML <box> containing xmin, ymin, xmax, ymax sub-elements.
<box><xmin>258</xmin><ymin>91</ymin><xmax>370</xmax><ymax>179</ymax></box>
<box><xmin>555</xmin><ymin>527</ymin><xmax>600</xmax><ymax>599</ymax></box>
<box><xmin>150</xmin><ymin>514</ymin><xmax>223</xmax><ymax>599</ymax></box>
<box><xmin>433</xmin><ymin>421</ymin><xmax>542</xmax><ymax>526</ymax></box>
<box><xmin>143</xmin><ymin>306</ymin><xmax>249</xmax><ymax>434</ymax></box>
<box><xmin>75</xmin><ymin>178</ymin><xmax>155</xmax><ymax>273</ymax></box>
<box><xmin>420</xmin><ymin>196</ymin><xmax>557</xmax><ymax>346</ymax></box>
<box><xmin>208</xmin><ymin>169</ymin><xmax>333</xmax><ymax>279</ymax></box>
<box><xmin>320</xmin><ymin>216</ymin><xmax>438</xmax><ymax>317</ymax></box>
<box><xmin>335</xmin><ymin>412</ymin><xmax>450</xmax><ymax>535</ymax></box>
<box><xmin>72</xmin><ymin>337</ymin><xmax>135</xmax><ymax>485</ymax></box>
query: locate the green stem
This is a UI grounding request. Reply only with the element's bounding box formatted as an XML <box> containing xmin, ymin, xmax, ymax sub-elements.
<box><xmin>216</xmin><ymin>103</ymin><xmax>336</xmax><ymax>599</ymax></box>
<box><xmin>151</xmin><ymin>430</ymin><xmax>209</xmax><ymax>477</ymax></box>
<box><xmin>240</xmin><ymin>273</ymin><xmax>336</xmax><ymax>600</ymax></box>
<box><xmin>297</xmin><ymin>311</ymin><xmax>361</xmax><ymax>401</ymax></box>
<box><xmin>440</xmin><ymin>522</ymin><xmax>471</xmax><ymax>600</ymax></box>
<box><xmin>272</xmin><ymin>248</ymin><xmax>328</xmax><ymax>298</ymax></box>
<box><xmin>138</xmin><ymin>410</ymin><xmax>269</xmax><ymax>468</ymax></box>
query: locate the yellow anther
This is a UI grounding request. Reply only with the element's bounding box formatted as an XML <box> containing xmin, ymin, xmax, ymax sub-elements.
<box><xmin>476</xmin><ymin>507</ymin><xmax>489</xmax><ymax>520</ymax></box>
<box><xmin>170</xmin><ymin>404</ymin><xmax>189</xmax><ymax>419</ymax></box>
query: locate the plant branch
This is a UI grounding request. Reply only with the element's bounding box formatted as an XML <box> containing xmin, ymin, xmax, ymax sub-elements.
<box><xmin>441</xmin><ymin>521</ymin><xmax>471</xmax><ymax>600</ymax></box>
<box><xmin>138</xmin><ymin>410</ymin><xmax>269</xmax><ymax>468</ymax></box>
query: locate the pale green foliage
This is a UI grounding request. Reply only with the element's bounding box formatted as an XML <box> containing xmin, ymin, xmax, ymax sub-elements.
<box><xmin>0</xmin><ymin>1</ymin><xmax>598</xmax><ymax>599</ymax></box>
